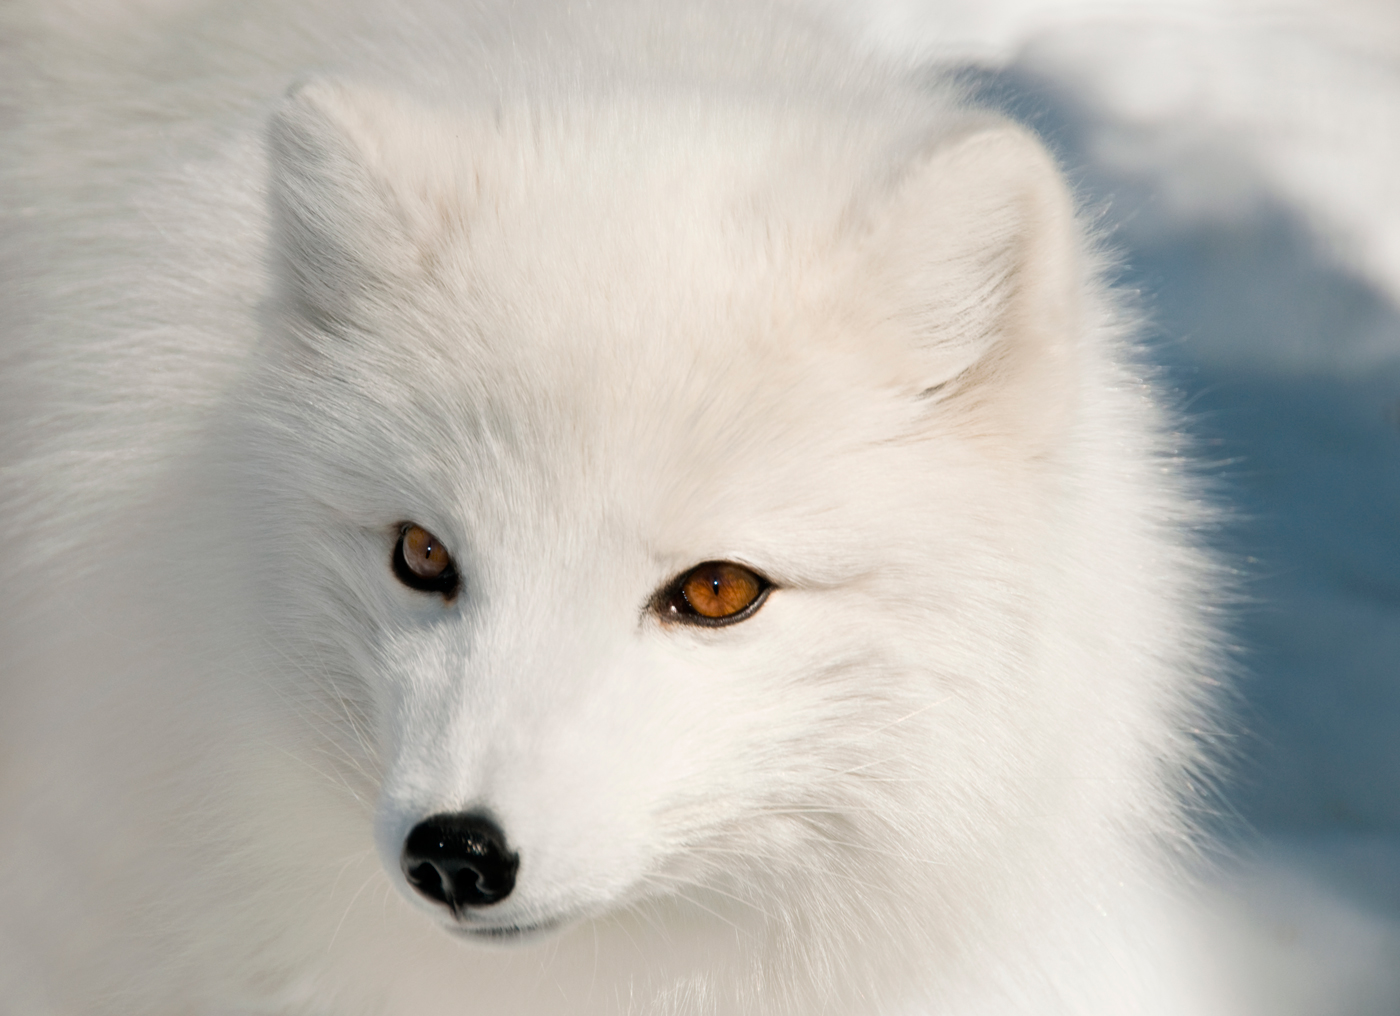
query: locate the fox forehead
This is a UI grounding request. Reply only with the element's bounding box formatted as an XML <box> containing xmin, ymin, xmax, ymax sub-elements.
<box><xmin>273</xmin><ymin>120</ymin><xmax>922</xmax><ymax>490</ymax></box>
<box><xmin>266</xmin><ymin>79</ymin><xmax>1069</xmax><ymax>593</ymax></box>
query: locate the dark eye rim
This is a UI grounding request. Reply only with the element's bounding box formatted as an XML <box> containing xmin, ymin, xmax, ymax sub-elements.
<box><xmin>652</xmin><ymin>561</ymin><xmax>773</xmax><ymax>628</ymax></box>
<box><xmin>391</xmin><ymin>522</ymin><xmax>461</xmax><ymax>598</ymax></box>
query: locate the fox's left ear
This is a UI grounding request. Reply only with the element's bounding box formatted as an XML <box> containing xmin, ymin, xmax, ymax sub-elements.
<box><xmin>854</xmin><ymin>125</ymin><xmax>1084</xmax><ymax>444</ymax></box>
<box><xmin>267</xmin><ymin>79</ymin><xmax>472</xmax><ymax>329</ymax></box>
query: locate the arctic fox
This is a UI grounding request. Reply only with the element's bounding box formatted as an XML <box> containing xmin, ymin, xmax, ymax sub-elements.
<box><xmin>1</xmin><ymin>2</ymin><xmax>1228</xmax><ymax>1014</ymax></box>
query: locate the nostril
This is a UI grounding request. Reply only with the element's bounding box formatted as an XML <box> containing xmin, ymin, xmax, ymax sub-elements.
<box><xmin>401</xmin><ymin>812</ymin><xmax>519</xmax><ymax>913</ymax></box>
<box><xmin>406</xmin><ymin>860</ymin><xmax>447</xmax><ymax>904</ymax></box>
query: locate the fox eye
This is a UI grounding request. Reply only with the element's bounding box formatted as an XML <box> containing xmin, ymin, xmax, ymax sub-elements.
<box><xmin>658</xmin><ymin>561</ymin><xmax>770</xmax><ymax>626</ymax></box>
<box><xmin>393</xmin><ymin>523</ymin><xmax>459</xmax><ymax>597</ymax></box>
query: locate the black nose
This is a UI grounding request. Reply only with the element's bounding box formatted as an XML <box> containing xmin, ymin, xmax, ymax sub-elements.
<box><xmin>402</xmin><ymin>812</ymin><xmax>519</xmax><ymax>912</ymax></box>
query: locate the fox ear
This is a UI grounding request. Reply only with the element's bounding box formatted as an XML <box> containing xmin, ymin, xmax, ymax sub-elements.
<box><xmin>267</xmin><ymin>79</ymin><xmax>469</xmax><ymax>327</ymax></box>
<box><xmin>858</xmin><ymin>125</ymin><xmax>1083</xmax><ymax>443</ymax></box>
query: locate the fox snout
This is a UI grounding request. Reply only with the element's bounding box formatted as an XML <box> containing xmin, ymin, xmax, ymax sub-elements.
<box><xmin>401</xmin><ymin>812</ymin><xmax>519</xmax><ymax>914</ymax></box>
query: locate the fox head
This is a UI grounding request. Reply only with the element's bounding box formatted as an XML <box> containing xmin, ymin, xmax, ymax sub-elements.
<box><xmin>240</xmin><ymin>75</ymin><xmax>1209</xmax><ymax>1007</ymax></box>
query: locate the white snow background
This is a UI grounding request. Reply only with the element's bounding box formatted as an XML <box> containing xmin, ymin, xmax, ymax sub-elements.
<box><xmin>815</xmin><ymin>0</ymin><xmax>1400</xmax><ymax>1006</ymax></box>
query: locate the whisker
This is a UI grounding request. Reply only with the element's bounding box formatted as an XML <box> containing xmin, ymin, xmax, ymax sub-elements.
<box><xmin>641</xmin><ymin>871</ymin><xmax>775</xmax><ymax>922</ymax></box>
<box><xmin>328</xmin><ymin>868</ymin><xmax>381</xmax><ymax>951</ymax></box>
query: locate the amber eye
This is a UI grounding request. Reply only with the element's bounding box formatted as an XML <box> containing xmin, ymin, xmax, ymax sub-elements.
<box><xmin>392</xmin><ymin>523</ymin><xmax>459</xmax><ymax>597</ymax></box>
<box><xmin>658</xmin><ymin>561</ymin><xmax>770</xmax><ymax>626</ymax></box>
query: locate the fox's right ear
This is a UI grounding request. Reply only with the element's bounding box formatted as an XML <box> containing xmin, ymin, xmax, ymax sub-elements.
<box><xmin>267</xmin><ymin>79</ymin><xmax>473</xmax><ymax>328</ymax></box>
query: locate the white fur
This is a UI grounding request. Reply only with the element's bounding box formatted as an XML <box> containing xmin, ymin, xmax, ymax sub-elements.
<box><xmin>1</xmin><ymin>2</ymin><xmax>1231</xmax><ymax>1013</ymax></box>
